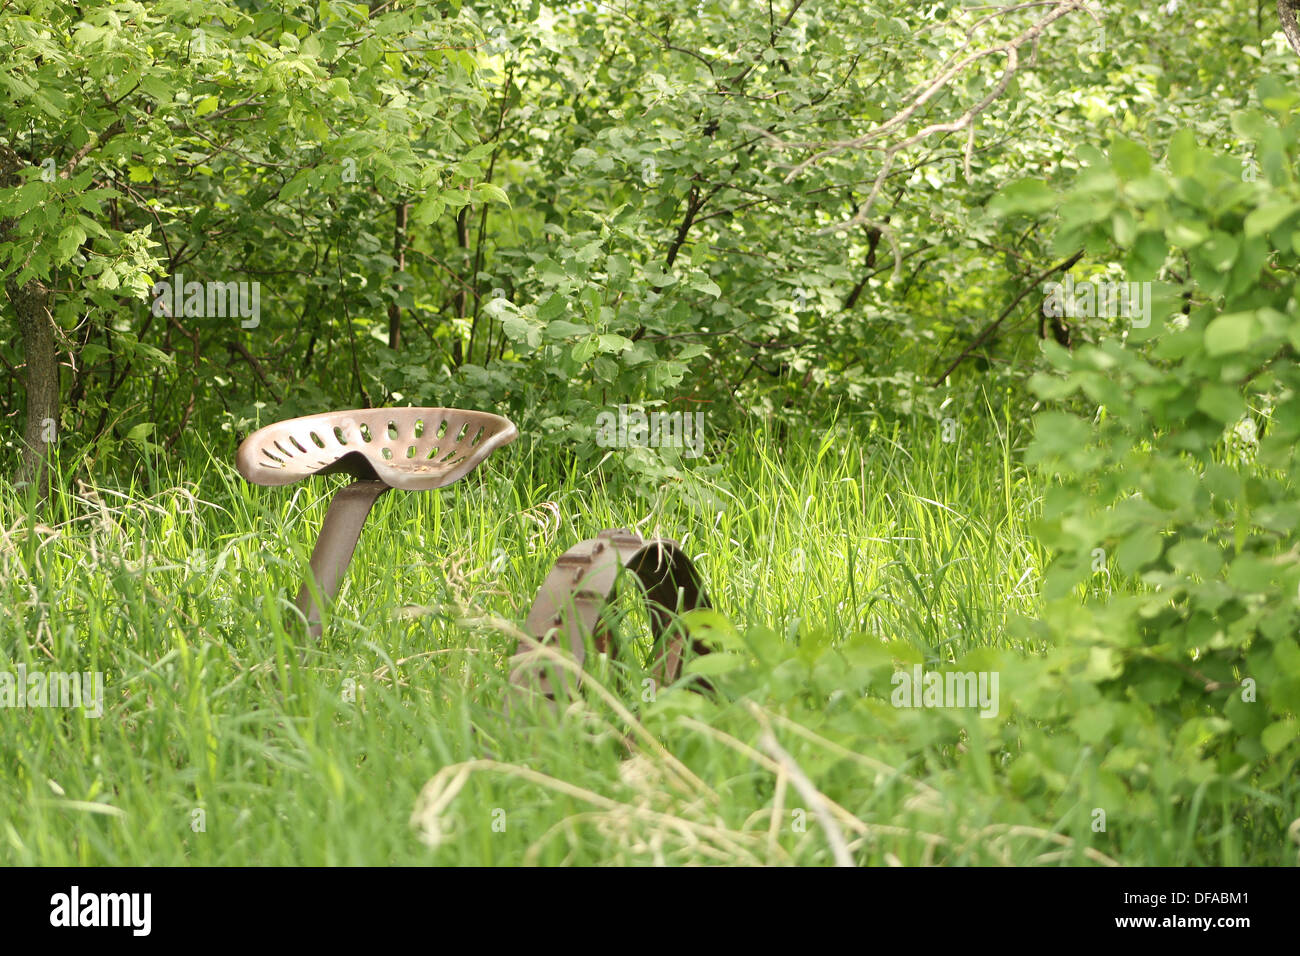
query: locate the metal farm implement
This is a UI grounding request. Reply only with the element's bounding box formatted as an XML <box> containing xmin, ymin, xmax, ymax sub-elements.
<box><xmin>235</xmin><ymin>407</ymin><xmax>711</xmax><ymax>705</ymax></box>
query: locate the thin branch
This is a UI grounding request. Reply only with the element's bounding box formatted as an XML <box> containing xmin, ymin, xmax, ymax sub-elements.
<box><xmin>931</xmin><ymin>248</ymin><xmax>1084</xmax><ymax>386</ymax></box>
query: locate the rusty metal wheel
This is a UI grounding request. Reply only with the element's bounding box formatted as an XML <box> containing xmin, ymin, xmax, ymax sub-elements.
<box><xmin>507</xmin><ymin>528</ymin><xmax>712</xmax><ymax>710</ymax></box>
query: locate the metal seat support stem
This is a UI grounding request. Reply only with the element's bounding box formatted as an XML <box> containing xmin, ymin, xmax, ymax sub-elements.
<box><xmin>295</xmin><ymin>479</ymin><xmax>391</xmax><ymax>640</ymax></box>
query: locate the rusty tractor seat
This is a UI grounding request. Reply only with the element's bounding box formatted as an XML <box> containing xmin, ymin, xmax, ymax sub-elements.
<box><xmin>236</xmin><ymin>407</ymin><xmax>517</xmax><ymax>640</ymax></box>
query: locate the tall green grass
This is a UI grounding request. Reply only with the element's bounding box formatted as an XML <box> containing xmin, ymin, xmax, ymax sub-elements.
<box><xmin>0</xmin><ymin>403</ymin><xmax>1288</xmax><ymax>865</ymax></box>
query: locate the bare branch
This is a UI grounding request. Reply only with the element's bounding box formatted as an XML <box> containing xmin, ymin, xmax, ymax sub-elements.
<box><xmin>759</xmin><ymin>1</ymin><xmax>1086</xmax><ymax>234</ymax></box>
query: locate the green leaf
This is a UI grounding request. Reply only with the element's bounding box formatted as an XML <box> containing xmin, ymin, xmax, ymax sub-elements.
<box><xmin>536</xmin><ymin>293</ymin><xmax>568</xmax><ymax>323</ymax></box>
<box><xmin>278</xmin><ymin>170</ymin><xmax>312</xmax><ymax>202</ymax></box>
<box><xmin>1028</xmin><ymin>412</ymin><xmax>1093</xmax><ymax>460</ymax></box>
<box><xmin>597</xmin><ymin>333</ymin><xmax>633</xmax><ymax>353</ymax></box>
<box><xmin>1261</xmin><ymin>719</ymin><xmax>1297</xmax><ymax>755</ymax></box>
<box><xmin>1108</xmin><ymin>136</ymin><xmax>1152</xmax><ymax>180</ymax></box>
<box><xmin>693</xmin><ymin>276</ymin><xmax>722</xmax><ymax>297</ymax></box>
<box><xmin>1167</xmin><ymin>539</ymin><xmax>1223</xmax><ymax>577</ymax></box>
<box><xmin>1226</xmin><ymin>555</ymin><xmax>1273</xmax><ymax>591</ymax></box>
<box><xmin>1085</xmin><ymin>647</ymin><xmax>1123</xmax><ymax>682</ymax></box>
<box><xmin>988</xmin><ymin>179</ymin><xmax>1056</xmax><ymax>217</ymax></box>
<box><xmin>1197</xmin><ymin>232</ymin><xmax>1240</xmax><ymax>271</ymax></box>
<box><xmin>679</xmin><ymin>608</ymin><xmax>744</xmax><ymax>650</ymax></box>
<box><xmin>55</xmin><ymin>224</ymin><xmax>86</xmax><ymax>263</ymax></box>
<box><xmin>125</xmin><ymin>422</ymin><xmax>154</xmax><ymax>443</ymax></box>
<box><xmin>1204</xmin><ymin>312</ymin><xmax>1257</xmax><ymax>355</ymax></box>
<box><xmin>1244</xmin><ymin>199</ymin><xmax>1300</xmax><ymax>237</ymax></box>
<box><xmin>1166</xmin><ymin>129</ymin><xmax>1201</xmax><ymax>177</ymax></box>
<box><xmin>684</xmin><ymin>652</ymin><xmax>746</xmax><ymax>676</ymax></box>
<box><xmin>472</xmin><ymin>182</ymin><xmax>510</xmax><ymax>206</ymax></box>
<box><xmin>544</xmin><ymin>320</ymin><xmax>589</xmax><ymax>339</ymax></box>
<box><xmin>1195</xmin><ymin>384</ymin><xmax>1245</xmax><ymax>423</ymax></box>
<box><xmin>1116</xmin><ymin>529</ymin><xmax>1162</xmax><ymax>574</ymax></box>
<box><xmin>501</xmin><ymin>313</ymin><xmax>540</xmax><ymax>350</ymax></box>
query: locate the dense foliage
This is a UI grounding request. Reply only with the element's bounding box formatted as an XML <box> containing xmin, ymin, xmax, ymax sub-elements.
<box><xmin>2</xmin><ymin>0</ymin><xmax>1298</xmax><ymax>864</ymax></box>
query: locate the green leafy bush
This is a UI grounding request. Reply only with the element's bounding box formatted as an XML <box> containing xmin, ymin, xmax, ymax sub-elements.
<box><xmin>989</xmin><ymin>79</ymin><xmax>1300</xmax><ymax>857</ymax></box>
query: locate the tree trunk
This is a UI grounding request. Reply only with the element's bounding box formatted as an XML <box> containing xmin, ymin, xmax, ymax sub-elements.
<box><xmin>0</xmin><ymin>145</ymin><xmax>58</xmax><ymax>495</ymax></box>
<box><xmin>387</xmin><ymin>200</ymin><xmax>408</xmax><ymax>350</ymax></box>
<box><xmin>10</xmin><ymin>277</ymin><xmax>57</xmax><ymax>495</ymax></box>
<box><xmin>1281</xmin><ymin>0</ymin><xmax>1300</xmax><ymax>58</ymax></box>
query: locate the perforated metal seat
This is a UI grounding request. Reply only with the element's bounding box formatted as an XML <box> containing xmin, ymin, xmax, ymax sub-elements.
<box><xmin>236</xmin><ymin>407</ymin><xmax>517</xmax><ymax>490</ymax></box>
<box><xmin>237</xmin><ymin>407</ymin><xmax>517</xmax><ymax>640</ymax></box>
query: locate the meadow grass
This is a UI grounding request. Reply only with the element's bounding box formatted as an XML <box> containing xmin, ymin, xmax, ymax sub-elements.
<box><xmin>0</xmin><ymin>402</ymin><xmax>1281</xmax><ymax>865</ymax></box>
